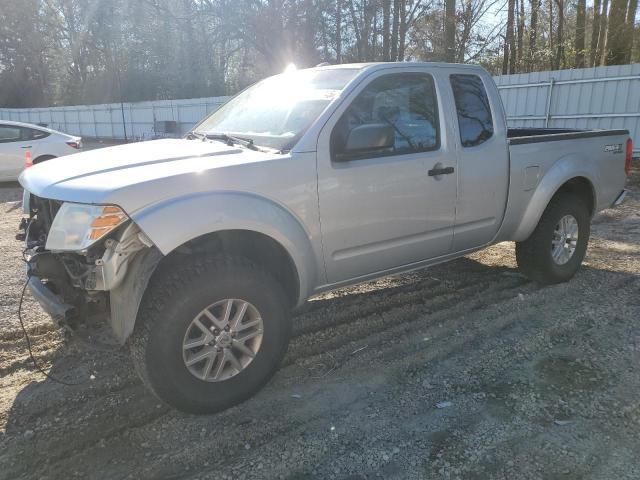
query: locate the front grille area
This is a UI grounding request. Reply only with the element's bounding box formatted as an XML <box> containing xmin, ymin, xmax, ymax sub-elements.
<box><xmin>24</xmin><ymin>195</ymin><xmax>63</xmax><ymax>249</ymax></box>
<box><xmin>30</xmin><ymin>195</ymin><xmax>62</xmax><ymax>235</ymax></box>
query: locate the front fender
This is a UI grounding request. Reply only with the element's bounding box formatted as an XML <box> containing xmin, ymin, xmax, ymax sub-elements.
<box><xmin>511</xmin><ymin>154</ymin><xmax>597</xmax><ymax>242</ymax></box>
<box><xmin>130</xmin><ymin>191</ymin><xmax>318</xmax><ymax>304</ymax></box>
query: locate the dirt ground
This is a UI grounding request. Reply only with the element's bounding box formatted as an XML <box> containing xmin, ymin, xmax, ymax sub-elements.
<box><xmin>0</xmin><ymin>168</ymin><xmax>639</xmax><ymax>480</ymax></box>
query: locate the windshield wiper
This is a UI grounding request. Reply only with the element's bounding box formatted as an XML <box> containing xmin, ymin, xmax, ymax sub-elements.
<box><xmin>204</xmin><ymin>133</ymin><xmax>260</xmax><ymax>151</ymax></box>
<box><xmin>186</xmin><ymin>131</ymin><xmax>206</xmax><ymax>140</ymax></box>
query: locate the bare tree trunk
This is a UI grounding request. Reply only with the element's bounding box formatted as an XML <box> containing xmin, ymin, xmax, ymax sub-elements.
<box><xmin>302</xmin><ymin>0</ymin><xmax>318</xmax><ymax>65</ymax></box>
<box><xmin>382</xmin><ymin>0</ymin><xmax>391</xmax><ymax>60</ymax></box>
<box><xmin>517</xmin><ymin>0</ymin><xmax>525</xmax><ymax>68</ymax></box>
<box><xmin>596</xmin><ymin>0</ymin><xmax>610</xmax><ymax>65</ymax></box>
<box><xmin>391</xmin><ymin>0</ymin><xmax>400</xmax><ymax>60</ymax></box>
<box><xmin>606</xmin><ymin>0</ymin><xmax>630</xmax><ymax>65</ymax></box>
<box><xmin>371</xmin><ymin>3</ymin><xmax>378</xmax><ymax>58</ymax></box>
<box><xmin>506</xmin><ymin>0</ymin><xmax>516</xmax><ymax>72</ymax></box>
<box><xmin>548</xmin><ymin>0</ymin><xmax>555</xmax><ymax>69</ymax></box>
<box><xmin>457</xmin><ymin>0</ymin><xmax>473</xmax><ymax>62</ymax></box>
<box><xmin>502</xmin><ymin>34</ymin><xmax>509</xmax><ymax>74</ymax></box>
<box><xmin>362</xmin><ymin>0</ymin><xmax>373</xmax><ymax>60</ymax></box>
<box><xmin>320</xmin><ymin>8</ymin><xmax>331</xmax><ymax>60</ymax></box>
<box><xmin>554</xmin><ymin>0</ymin><xmax>564</xmax><ymax>69</ymax></box>
<box><xmin>625</xmin><ymin>0</ymin><xmax>638</xmax><ymax>62</ymax></box>
<box><xmin>398</xmin><ymin>0</ymin><xmax>407</xmax><ymax>60</ymax></box>
<box><xmin>575</xmin><ymin>0</ymin><xmax>586</xmax><ymax>67</ymax></box>
<box><xmin>529</xmin><ymin>0</ymin><xmax>539</xmax><ymax>71</ymax></box>
<box><xmin>336</xmin><ymin>0</ymin><xmax>342</xmax><ymax>63</ymax></box>
<box><xmin>348</xmin><ymin>0</ymin><xmax>363</xmax><ymax>60</ymax></box>
<box><xmin>590</xmin><ymin>0</ymin><xmax>602</xmax><ymax>66</ymax></box>
<box><xmin>444</xmin><ymin>0</ymin><xmax>456</xmax><ymax>62</ymax></box>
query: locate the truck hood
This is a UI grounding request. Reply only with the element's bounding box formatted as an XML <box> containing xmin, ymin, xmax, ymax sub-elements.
<box><xmin>19</xmin><ymin>138</ymin><xmax>288</xmax><ymax>213</ymax></box>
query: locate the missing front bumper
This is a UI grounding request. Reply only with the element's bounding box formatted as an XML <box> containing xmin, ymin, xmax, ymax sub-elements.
<box><xmin>26</xmin><ymin>276</ymin><xmax>75</xmax><ymax>325</ymax></box>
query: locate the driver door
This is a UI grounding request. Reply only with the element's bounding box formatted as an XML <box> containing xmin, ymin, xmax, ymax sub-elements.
<box><xmin>316</xmin><ymin>69</ymin><xmax>458</xmax><ymax>284</ymax></box>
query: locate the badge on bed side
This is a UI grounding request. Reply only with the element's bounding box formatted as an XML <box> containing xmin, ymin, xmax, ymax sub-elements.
<box><xmin>604</xmin><ymin>143</ymin><xmax>623</xmax><ymax>154</ymax></box>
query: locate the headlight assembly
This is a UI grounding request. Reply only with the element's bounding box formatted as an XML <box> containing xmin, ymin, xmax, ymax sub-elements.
<box><xmin>45</xmin><ymin>203</ymin><xmax>128</xmax><ymax>251</ymax></box>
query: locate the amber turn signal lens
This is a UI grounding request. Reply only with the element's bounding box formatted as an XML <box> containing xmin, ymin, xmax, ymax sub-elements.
<box><xmin>88</xmin><ymin>206</ymin><xmax>127</xmax><ymax>241</ymax></box>
<box><xmin>91</xmin><ymin>214</ymin><xmax>125</xmax><ymax>228</ymax></box>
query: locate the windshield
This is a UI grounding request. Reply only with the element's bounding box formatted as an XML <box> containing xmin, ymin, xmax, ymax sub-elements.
<box><xmin>193</xmin><ymin>68</ymin><xmax>360</xmax><ymax>151</ymax></box>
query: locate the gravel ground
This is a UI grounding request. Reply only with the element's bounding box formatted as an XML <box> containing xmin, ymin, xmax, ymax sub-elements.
<box><xmin>0</xmin><ymin>168</ymin><xmax>639</xmax><ymax>480</ymax></box>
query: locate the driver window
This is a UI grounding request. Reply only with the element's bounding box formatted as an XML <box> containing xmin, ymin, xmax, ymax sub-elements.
<box><xmin>331</xmin><ymin>73</ymin><xmax>440</xmax><ymax>159</ymax></box>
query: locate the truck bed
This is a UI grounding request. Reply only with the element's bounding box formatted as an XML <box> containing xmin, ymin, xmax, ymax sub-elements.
<box><xmin>499</xmin><ymin>127</ymin><xmax>629</xmax><ymax>244</ymax></box>
<box><xmin>508</xmin><ymin>127</ymin><xmax>629</xmax><ymax>145</ymax></box>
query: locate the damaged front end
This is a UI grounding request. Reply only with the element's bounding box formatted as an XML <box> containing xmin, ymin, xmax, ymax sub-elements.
<box><xmin>17</xmin><ymin>194</ymin><xmax>162</xmax><ymax>343</ymax></box>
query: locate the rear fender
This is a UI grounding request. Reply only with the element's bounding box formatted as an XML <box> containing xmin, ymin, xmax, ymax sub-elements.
<box><xmin>511</xmin><ymin>154</ymin><xmax>597</xmax><ymax>242</ymax></box>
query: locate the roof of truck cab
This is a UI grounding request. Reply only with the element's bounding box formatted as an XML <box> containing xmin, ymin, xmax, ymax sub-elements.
<box><xmin>312</xmin><ymin>61</ymin><xmax>485</xmax><ymax>71</ymax></box>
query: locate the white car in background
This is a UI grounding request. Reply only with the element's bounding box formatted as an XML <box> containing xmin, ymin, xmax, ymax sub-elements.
<box><xmin>0</xmin><ymin>120</ymin><xmax>81</xmax><ymax>181</ymax></box>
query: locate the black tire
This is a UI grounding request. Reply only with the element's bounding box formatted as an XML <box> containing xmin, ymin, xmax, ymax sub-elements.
<box><xmin>515</xmin><ymin>193</ymin><xmax>590</xmax><ymax>285</ymax></box>
<box><xmin>129</xmin><ymin>254</ymin><xmax>291</xmax><ymax>414</ymax></box>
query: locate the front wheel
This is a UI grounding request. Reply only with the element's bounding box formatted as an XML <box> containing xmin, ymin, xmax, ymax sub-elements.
<box><xmin>129</xmin><ymin>255</ymin><xmax>291</xmax><ymax>414</ymax></box>
<box><xmin>515</xmin><ymin>193</ymin><xmax>590</xmax><ymax>284</ymax></box>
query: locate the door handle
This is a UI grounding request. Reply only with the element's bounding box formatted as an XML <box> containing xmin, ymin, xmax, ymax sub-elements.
<box><xmin>428</xmin><ymin>166</ymin><xmax>454</xmax><ymax>177</ymax></box>
<box><xmin>21</xmin><ymin>146</ymin><xmax>32</xmax><ymax>149</ymax></box>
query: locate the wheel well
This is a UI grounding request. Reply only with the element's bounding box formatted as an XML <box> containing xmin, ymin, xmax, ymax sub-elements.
<box><xmin>553</xmin><ymin>177</ymin><xmax>595</xmax><ymax>216</ymax></box>
<box><xmin>161</xmin><ymin>230</ymin><xmax>300</xmax><ymax>307</ymax></box>
<box><xmin>33</xmin><ymin>154</ymin><xmax>56</xmax><ymax>164</ymax></box>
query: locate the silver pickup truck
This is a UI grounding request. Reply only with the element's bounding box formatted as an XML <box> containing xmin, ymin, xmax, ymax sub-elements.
<box><xmin>18</xmin><ymin>62</ymin><xmax>632</xmax><ymax>413</ymax></box>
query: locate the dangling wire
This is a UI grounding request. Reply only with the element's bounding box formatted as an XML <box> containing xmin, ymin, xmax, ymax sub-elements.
<box><xmin>18</xmin><ymin>275</ymin><xmax>86</xmax><ymax>386</ymax></box>
<box><xmin>18</xmin><ymin>229</ymin><xmax>86</xmax><ymax>386</ymax></box>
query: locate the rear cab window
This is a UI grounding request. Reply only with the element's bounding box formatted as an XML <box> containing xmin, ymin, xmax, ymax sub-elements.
<box><xmin>450</xmin><ymin>74</ymin><xmax>494</xmax><ymax>147</ymax></box>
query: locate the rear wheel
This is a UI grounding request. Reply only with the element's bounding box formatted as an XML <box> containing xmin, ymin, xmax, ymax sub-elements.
<box><xmin>32</xmin><ymin>155</ymin><xmax>56</xmax><ymax>164</ymax></box>
<box><xmin>129</xmin><ymin>255</ymin><xmax>291</xmax><ymax>414</ymax></box>
<box><xmin>515</xmin><ymin>193</ymin><xmax>590</xmax><ymax>284</ymax></box>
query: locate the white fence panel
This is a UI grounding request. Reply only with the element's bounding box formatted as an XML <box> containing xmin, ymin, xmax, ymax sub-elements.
<box><xmin>494</xmin><ymin>63</ymin><xmax>640</xmax><ymax>153</ymax></box>
<box><xmin>0</xmin><ymin>96</ymin><xmax>229</xmax><ymax>141</ymax></box>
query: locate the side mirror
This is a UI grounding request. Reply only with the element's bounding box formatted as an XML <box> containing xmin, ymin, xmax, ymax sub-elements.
<box><xmin>336</xmin><ymin>123</ymin><xmax>395</xmax><ymax>160</ymax></box>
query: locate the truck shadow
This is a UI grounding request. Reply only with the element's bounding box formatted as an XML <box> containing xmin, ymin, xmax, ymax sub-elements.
<box><xmin>2</xmin><ymin>254</ymin><xmax>639</xmax><ymax>479</ymax></box>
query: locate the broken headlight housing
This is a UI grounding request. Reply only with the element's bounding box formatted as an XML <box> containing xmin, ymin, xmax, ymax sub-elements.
<box><xmin>45</xmin><ymin>203</ymin><xmax>128</xmax><ymax>252</ymax></box>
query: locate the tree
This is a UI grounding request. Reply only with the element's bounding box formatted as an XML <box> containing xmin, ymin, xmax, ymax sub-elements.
<box><xmin>590</xmin><ymin>0</ymin><xmax>602</xmax><ymax>66</ymax></box>
<box><xmin>398</xmin><ymin>0</ymin><xmax>408</xmax><ymax>60</ymax></box>
<box><xmin>596</xmin><ymin>0</ymin><xmax>610</xmax><ymax>65</ymax></box>
<box><xmin>391</xmin><ymin>0</ymin><xmax>401</xmax><ymax>59</ymax></box>
<box><xmin>625</xmin><ymin>0</ymin><xmax>638</xmax><ymax>62</ymax></box>
<box><xmin>444</xmin><ymin>0</ymin><xmax>456</xmax><ymax>61</ymax></box>
<box><xmin>574</xmin><ymin>0</ymin><xmax>585</xmax><ymax>67</ymax></box>
<box><xmin>1</xmin><ymin>0</ymin><xmax>637</xmax><ymax>108</ymax></box>
<box><xmin>553</xmin><ymin>0</ymin><xmax>565</xmax><ymax>69</ymax></box>
<box><xmin>606</xmin><ymin>0</ymin><xmax>631</xmax><ymax>64</ymax></box>
<box><xmin>529</xmin><ymin>0</ymin><xmax>539</xmax><ymax>70</ymax></box>
<box><xmin>548</xmin><ymin>0</ymin><xmax>554</xmax><ymax>68</ymax></box>
<box><xmin>0</xmin><ymin>0</ymin><xmax>51</xmax><ymax>107</ymax></box>
<box><xmin>502</xmin><ymin>0</ymin><xmax>516</xmax><ymax>73</ymax></box>
<box><xmin>517</xmin><ymin>0</ymin><xmax>525</xmax><ymax>68</ymax></box>
<box><xmin>336</xmin><ymin>0</ymin><xmax>343</xmax><ymax>62</ymax></box>
<box><xmin>382</xmin><ymin>0</ymin><xmax>391</xmax><ymax>60</ymax></box>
